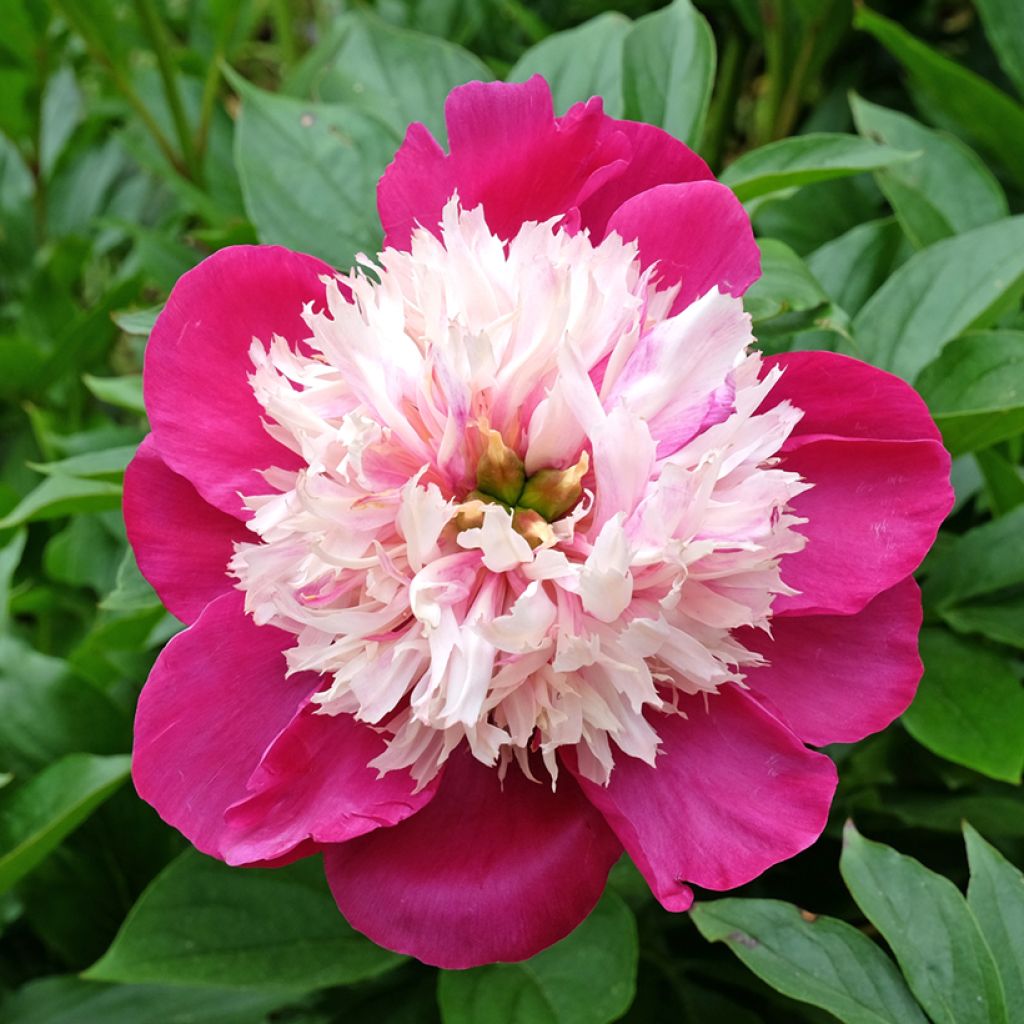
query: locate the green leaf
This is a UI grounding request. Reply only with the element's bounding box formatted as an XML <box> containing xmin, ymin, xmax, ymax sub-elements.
<box><xmin>852</xmin><ymin>216</ymin><xmax>1024</xmax><ymax>381</ymax></box>
<box><xmin>86</xmin><ymin>851</ymin><xmax>402</xmax><ymax>989</ymax></box>
<box><xmin>83</xmin><ymin>374</ymin><xmax>145</xmax><ymax>415</ymax></box>
<box><xmin>976</xmin><ymin>448</ymin><xmax>1024</xmax><ymax>517</ymax></box>
<box><xmin>0</xmin><ymin>976</ymin><xmax>295</xmax><ymax>1024</ymax></box>
<box><xmin>924</xmin><ymin>505</ymin><xmax>1024</xmax><ymax>609</ymax></box>
<box><xmin>902</xmin><ymin>629</ymin><xmax>1024</xmax><ymax>784</ymax></box>
<box><xmin>283</xmin><ymin>10</ymin><xmax>492</xmax><ymax>143</ymax></box>
<box><xmin>691</xmin><ymin>897</ymin><xmax>927</xmax><ymax>1024</ymax></box>
<box><xmin>943</xmin><ymin>598</ymin><xmax>1024</xmax><ymax>651</ymax></box>
<box><xmin>229</xmin><ymin>69</ymin><xmax>399</xmax><ymax>269</ymax></box>
<box><xmin>916</xmin><ymin>332</ymin><xmax>1024</xmax><ymax>454</ymax></box>
<box><xmin>849</xmin><ymin>93</ymin><xmax>1007</xmax><ymax>248</ymax></box>
<box><xmin>974</xmin><ymin>0</ymin><xmax>1024</xmax><ymax>100</ymax></box>
<box><xmin>0</xmin><ymin>753</ymin><xmax>130</xmax><ymax>895</ymax></box>
<box><xmin>43</xmin><ymin>515</ymin><xmax>121</xmax><ymax>593</ymax></box>
<box><xmin>26</xmin><ymin>445</ymin><xmax>136</xmax><ymax>481</ymax></box>
<box><xmin>840</xmin><ymin>823</ymin><xmax>1008</xmax><ymax>1024</ymax></box>
<box><xmin>39</xmin><ymin>65</ymin><xmax>81</xmax><ymax>179</ymax></box>
<box><xmin>437</xmin><ymin>893</ymin><xmax>637</xmax><ymax>1024</ymax></box>
<box><xmin>509</xmin><ymin>13</ymin><xmax>630</xmax><ymax>117</ymax></box>
<box><xmin>720</xmin><ymin>134</ymin><xmax>915</xmax><ymax>203</ymax></box>
<box><xmin>854</xmin><ymin>6</ymin><xmax>1024</xmax><ymax>189</ymax></box>
<box><xmin>100</xmin><ymin>546</ymin><xmax>160</xmax><ymax>612</ymax></box>
<box><xmin>806</xmin><ymin>217</ymin><xmax>905</xmax><ymax>317</ymax></box>
<box><xmin>111</xmin><ymin>304</ymin><xmax>162</xmax><ymax>337</ymax></box>
<box><xmin>743</xmin><ymin>239</ymin><xmax>829</xmax><ymax>324</ymax></box>
<box><xmin>0</xmin><ymin>530</ymin><xmax>26</xmax><ymax>633</ymax></box>
<box><xmin>621</xmin><ymin>0</ymin><xmax>715</xmax><ymax>148</ymax></box>
<box><xmin>0</xmin><ymin>475</ymin><xmax>123</xmax><ymax>529</ymax></box>
<box><xmin>965</xmin><ymin>824</ymin><xmax>1024</xmax><ymax>1022</ymax></box>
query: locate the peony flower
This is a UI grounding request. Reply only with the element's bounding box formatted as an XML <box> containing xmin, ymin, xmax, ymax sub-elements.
<box><xmin>124</xmin><ymin>76</ymin><xmax>952</xmax><ymax>968</ymax></box>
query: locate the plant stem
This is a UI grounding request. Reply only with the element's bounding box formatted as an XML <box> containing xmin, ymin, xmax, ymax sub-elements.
<box><xmin>270</xmin><ymin>0</ymin><xmax>298</xmax><ymax>68</ymax></box>
<box><xmin>773</xmin><ymin>16</ymin><xmax>820</xmax><ymax>139</ymax></box>
<box><xmin>753</xmin><ymin>0</ymin><xmax>785</xmax><ymax>147</ymax></box>
<box><xmin>701</xmin><ymin>20</ymin><xmax>745</xmax><ymax>171</ymax></box>
<box><xmin>133</xmin><ymin>0</ymin><xmax>201</xmax><ymax>182</ymax></box>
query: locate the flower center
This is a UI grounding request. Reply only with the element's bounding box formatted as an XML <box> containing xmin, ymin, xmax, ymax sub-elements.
<box><xmin>454</xmin><ymin>428</ymin><xmax>589</xmax><ymax>549</ymax></box>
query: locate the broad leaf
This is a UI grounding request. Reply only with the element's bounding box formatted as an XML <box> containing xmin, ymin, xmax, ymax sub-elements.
<box><xmin>840</xmin><ymin>824</ymin><xmax>1008</xmax><ymax>1024</ymax></box>
<box><xmin>852</xmin><ymin>216</ymin><xmax>1024</xmax><ymax>381</ymax></box>
<box><xmin>509</xmin><ymin>13</ymin><xmax>630</xmax><ymax>116</ymax></box>
<box><xmin>0</xmin><ymin>753</ymin><xmax>130</xmax><ymax>895</ymax></box>
<box><xmin>720</xmin><ymin>133</ymin><xmax>915</xmax><ymax>203</ymax></box>
<box><xmin>621</xmin><ymin>0</ymin><xmax>715</xmax><ymax>148</ymax></box>
<box><xmin>691</xmin><ymin>897</ymin><xmax>927</xmax><ymax>1024</ymax></box>
<box><xmin>902</xmin><ymin>629</ymin><xmax>1024</xmax><ymax>784</ymax></box>
<box><xmin>916</xmin><ymin>332</ymin><xmax>1024</xmax><ymax>454</ymax></box>
<box><xmin>943</xmin><ymin>598</ymin><xmax>1024</xmax><ymax>651</ymax></box>
<box><xmin>437</xmin><ymin>893</ymin><xmax>637</xmax><ymax>1024</ymax></box>
<box><xmin>0</xmin><ymin>475</ymin><xmax>123</xmax><ymax>529</ymax></box>
<box><xmin>83</xmin><ymin>374</ymin><xmax>145</xmax><ymax>415</ymax></box>
<box><xmin>974</xmin><ymin>0</ymin><xmax>1024</xmax><ymax>100</ymax></box>
<box><xmin>87</xmin><ymin>851</ymin><xmax>402</xmax><ymax>989</ymax></box>
<box><xmin>965</xmin><ymin>824</ymin><xmax>1024</xmax><ymax>1022</ymax></box>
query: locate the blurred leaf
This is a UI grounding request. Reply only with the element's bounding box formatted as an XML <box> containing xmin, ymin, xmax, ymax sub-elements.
<box><xmin>0</xmin><ymin>753</ymin><xmax>130</xmax><ymax>896</ymax></box>
<box><xmin>806</xmin><ymin>217</ymin><xmax>904</xmax><ymax>317</ymax></box>
<box><xmin>963</xmin><ymin>0</ymin><xmax>1024</xmax><ymax>101</ymax></box>
<box><xmin>849</xmin><ymin>94</ymin><xmax>1007</xmax><ymax>248</ymax></box>
<box><xmin>965</xmin><ymin>824</ymin><xmax>1024</xmax><ymax>1022</ymax></box>
<box><xmin>83</xmin><ymin>375</ymin><xmax>145</xmax><ymax>415</ymax></box>
<box><xmin>110</xmin><ymin>305</ymin><xmax>162</xmax><ymax>337</ymax></box>
<box><xmin>854</xmin><ymin>6</ymin><xmax>1024</xmax><ymax>189</ymax></box>
<box><xmin>916</xmin><ymin>332</ymin><xmax>1024</xmax><ymax>454</ymax></box>
<box><xmin>976</xmin><ymin>448</ymin><xmax>1024</xmax><ymax>516</ymax></box>
<box><xmin>43</xmin><ymin>515</ymin><xmax>121</xmax><ymax>594</ymax></box>
<box><xmin>285</xmin><ymin>11</ymin><xmax>491</xmax><ymax>143</ymax></box>
<box><xmin>437</xmin><ymin>893</ymin><xmax>637</xmax><ymax>1024</ymax></box>
<box><xmin>229</xmin><ymin>69</ymin><xmax>398</xmax><ymax>269</ymax></box>
<box><xmin>27</xmin><ymin>446</ymin><xmax>135</xmax><ymax>481</ymax></box>
<box><xmin>509</xmin><ymin>13</ymin><xmax>630</xmax><ymax>116</ymax></box>
<box><xmin>880</xmin><ymin>793</ymin><xmax>1024</xmax><ymax>838</ymax></box>
<box><xmin>100</xmin><ymin>547</ymin><xmax>160</xmax><ymax>613</ymax></box>
<box><xmin>691</xmin><ymin>897</ymin><xmax>927</xmax><ymax>1024</ymax></box>
<box><xmin>621</xmin><ymin>0</ymin><xmax>715</xmax><ymax>149</ymax></box>
<box><xmin>852</xmin><ymin>216</ymin><xmax>1024</xmax><ymax>381</ymax></box>
<box><xmin>840</xmin><ymin>824</ymin><xmax>1008</xmax><ymax>1024</ymax></box>
<box><xmin>39</xmin><ymin>66</ymin><xmax>82</xmax><ymax>180</ymax></box>
<box><xmin>924</xmin><ymin>505</ymin><xmax>1024</xmax><ymax>609</ymax></box>
<box><xmin>0</xmin><ymin>476</ymin><xmax>122</xmax><ymax>529</ymax></box>
<box><xmin>0</xmin><ymin>976</ymin><xmax>295</xmax><ymax>1024</ymax></box>
<box><xmin>0</xmin><ymin>531</ymin><xmax>26</xmax><ymax>633</ymax></box>
<box><xmin>0</xmin><ymin>637</ymin><xmax>127</xmax><ymax>777</ymax></box>
<box><xmin>943</xmin><ymin>598</ymin><xmax>1024</xmax><ymax>651</ymax></box>
<box><xmin>87</xmin><ymin>851</ymin><xmax>402</xmax><ymax>989</ymax></box>
<box><xmin>902</xmin><ymin>629</ymin><xmax>1024</xmax><ymax>784</ymax></box>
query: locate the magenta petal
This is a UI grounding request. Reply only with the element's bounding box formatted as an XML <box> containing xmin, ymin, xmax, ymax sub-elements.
<box><xmin>145</xmin><ymin>245</ymin><xmax>335</xmax><ymax>517</ymax></box>
<box><xmin>378</xmin><ymin>76</ymin><xmax>629</xmax><ymax>249</ymax></box>
<box><xmin>578</xmin><ymin>118</ymin><xmax>712</xmax><ymax>238</ymax></box>
<box><xmin>776</xmin><ymin>437</ymin><xmax>952</xmax><ymax>616</ymax></box>
<box><xmin>763</xmin><ymin>351</ymin><xmax>942</xmax><ymax>444</ymax></box>
<box><xmin>742</xmin><ymin>578</ymin><xmax>923</xmax><ymax>746</ymax></box>
<box><xmin>221</xmin><ymin>708</ymin><xmax>437</xmax><ymax>866</ymax></box>
<box><xmin>569</xmin><ymin>688</ymin><xmax>837</xmax><ymax>909</ymax></box>
<box><xmin>124</xmin><ymin>435</ymin><xmax>246</xmax><ymax>624</ymax></box>
<box><xmin>322</xmin><ymin>748</ymin><xmax>622</xmax><ymax>968</ymax></box>
<box><xmin>132</xmin><ymin>592</ymin><xmax>321</xmax><ymax>861</ymax></box>
<box><xmin>606</xmin><ymin>181</ymin><xmax>761</xmax><ymax>311</ymax></box>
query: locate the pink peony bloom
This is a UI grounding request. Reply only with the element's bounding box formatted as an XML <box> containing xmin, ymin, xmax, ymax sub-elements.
<box><xmin>125</xmin><ymin>76</ymin><xmax>953</xmax><ymax>968</ymax></box>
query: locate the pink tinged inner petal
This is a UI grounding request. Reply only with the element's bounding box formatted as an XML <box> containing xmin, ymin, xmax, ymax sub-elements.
<box><xmin>132</xmin><ymin>592</ymin><xmax>321</xmax><ymax>862</ymax></box>
<box><xmin>567</xmin><ymin>686</ymin><xmax>838</xmax><ymax>910</ymax></box>
<box><xmin>774</xmin><ymin>437</ymin><xmax>953</xmax><ymax>616</ymax></box>
<box><xmin>323</xmin><ymin>747</ymin><xmax>623</xmax><ymax>969</ymax></box>
<box><xmin>762</xmin><ymin>350</ymin><xmax>943</xmax><ymax>444</ymax></box>
<box><xmin>606</xmin><ymin>180</ymin><xmax>761</xmax><ymax>312</ymax></box>
<box><xmin>144</xmin><ymin>245</ymin><xmax>335</xmax><ymax>517</ymax></box>
<box><xmin>221</xmin><ymin>705</ymin><xmax>438</xmax><ymax>866</ymax></box>
<box><xmin>124</xmin><ymin>435</ymin><xmax>247</xmax><ymax>624</ymax></box>
<box><xmin>741</xmin><ymin>577</ymin><xmax>924</xmax><ymax>747</ymax></box>
<box><xmin>378</xmin><ymin>75</ymin><xmax>631</xmax><ymax>249</ymax></box>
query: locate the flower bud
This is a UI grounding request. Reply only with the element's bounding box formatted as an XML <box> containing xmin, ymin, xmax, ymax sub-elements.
<box><xmin>518</xmin><ymin>451</ymin><xmax>589</xmax><ymax>522</ymax></box>
<box><xmin>475</xmin><ymin>429</ymin><xmax>525</xmax><ymax>506</ymax></box>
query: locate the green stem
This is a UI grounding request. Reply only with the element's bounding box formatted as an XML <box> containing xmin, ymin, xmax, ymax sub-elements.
<box><xmin>701</xmin><ymin>20</ymin><xmax>745</xmax><ymax>171</ymax></box>
<box><xmin>773</xmin><ymin>16</ymin><xmax>820</xmax><ymax>139</ymax></box>
<box><xmin>53</xmin><ymin>0</ymin><xmax>189</xmax><ymax>178</ymax></box>
<box><xmin>270</xmin><ymin>0</ymin><xmax>298</xmax><ymax>68</ymax></box>
<box><xmin>753</xmin><ymin>0</ymin><xmax>785</xmax><ymax>147</ymax></box>
<box><xmin>133</xmin><ymin>0</ymin><xmax>200</xmax><ymax>181</ymax></box>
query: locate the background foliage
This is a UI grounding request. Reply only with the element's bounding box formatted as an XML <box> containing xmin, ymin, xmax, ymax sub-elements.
<box><xmin>1</xmin><ymin>1</ymin><xmax>1023</xmax><ymax>1021</ymax></box>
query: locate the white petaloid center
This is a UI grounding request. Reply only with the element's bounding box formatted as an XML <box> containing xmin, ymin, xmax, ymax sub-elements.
<box><xmin>230</xmin><ymin>198</ymin><xmax>808</xmax><ymax>788</ymax></box>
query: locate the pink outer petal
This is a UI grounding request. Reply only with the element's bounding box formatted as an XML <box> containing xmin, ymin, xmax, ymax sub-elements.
<box><xmin>568</xmin><ymin>687</ymin><xmax>837</xmax><ymax>911</ymax></box>
<box><xmin>323</xmin><ymin>747</ymin><xmax>623</xmax><ymax>969</ymax></box>
<box><xmin>762</xmin><ymin>351</ymin><xmax>942</xmax><ymax>445</ymax></box>
<box><xmin>741</xmin><ymin>577</ymin><xmax>923</xmax><ymax>747</ymax></box>
<box><xmin>145</xmin><ymin>245</ymin><xmax>335</xmax><ymax>518</ymax></box>
<box><xmin>379</xmin><ymin>76</ymin><xmax>629</xmax><ymax>249</ymax></box>
<box><xmin>606</xmin><ymin>181</ymin><xmax>761</xmax><ymax>311</ymax></box>
<box><xmin>221</xmin><ymin>707</ymin><xmax>438</xmax><ymax>867</ymax></box>
<box><xmin>133</xmin><ymin>592</ymin><xmax>321</xmax><ymax>862</ymax></box>
<box><xmin>775</xmin><ymin>437</ymin><xmax>952</xmax><ymax>616</ymax></box>
<box><xmin>577</xmin><ymin>118</ymin><xmax>712</xmax><ymax>238</ymax></box>
<box><xmin>124</xmin><ymin>435</ymin><xmax>247</xmax><ymax>624</ymax></box>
